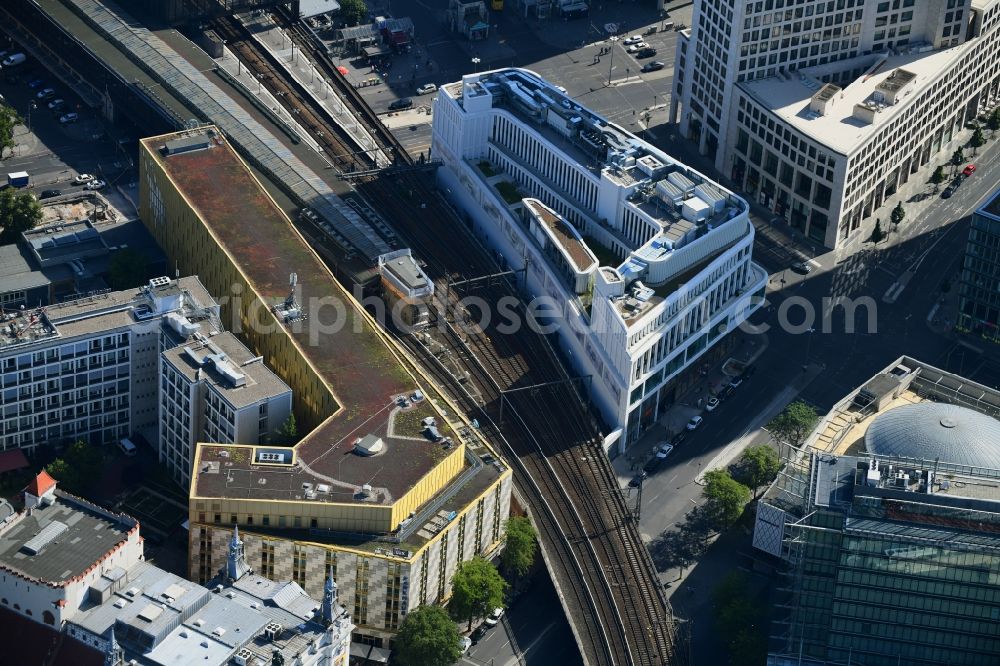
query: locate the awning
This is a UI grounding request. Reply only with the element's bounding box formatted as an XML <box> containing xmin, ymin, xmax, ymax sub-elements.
<box><xmin>350</xmin><ymin>642</ymin><xmax>391</xmax><ymax>663</ymax></box>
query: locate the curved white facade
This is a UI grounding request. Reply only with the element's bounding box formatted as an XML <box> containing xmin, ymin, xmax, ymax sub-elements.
<box><xmin>432</xmin><ymin>68</ymin><xmax>768</xmax><ymax>453</ymax></box>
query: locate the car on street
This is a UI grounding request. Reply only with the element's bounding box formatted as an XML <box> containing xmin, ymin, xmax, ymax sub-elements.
<box><xmin>626</xmin><ymin>42</ymin><xmax>649</xmax><ymax>53</ymax></box>
<box><xmin>643</xmin><ymin>455</ymin><xmax>663</xmax><ymax>474</ymax></box>
<box><xmin>459</xmin><ymin>636</ymin><xmax>472</xmax><ymax>655</ymax></box>
<box><xmin>670</xmin><ymin>431</ymin><xmax>688</xmax><ymax>448</ymax></box>
<box><xmin>47</xmin><ymin>98</ymin><xmax>65</xmax><ymax>111</ymax></box>
<box><xmin>415</xmin><ymin>83</ymin><xmax>437</xmax><ymax>95</ymax></box>
<box><xmin>705</xmin><ymin>396</ymin><xmax>720</xmax><ymax>411</ymax></box>
<box><xmin>718</xmin><ymin>385</ymin><xmax>736</xmax><ymax>401</ymax></box>
<box><xmin>59</xmin><ymin>112</ymin><xmax>79</xmax><ymax>124</ymax></box>
<box><xmin>471</xmin><ymin>625</ymin><xmax>489</xmax><ymax>644</ymax></box>
<box><xmin>388</xmin><ymin>97</ymin><xmax>413</xmax><ymax>111</ymax></box>
<box><xmin>72</xmin><ymin>173</ymin><xmax>94</xmax><ymax>185</ymax></box>
<box><xmin>484</xmin><ymin>607</ymin><xmax>504</xmax><ymax>627</ymax></box>
<box><xmin>655</xmin><ymin>442</ymin><xmax>675</xmax><ymax>460</ymax></box>
<box><xmin>963</xmin><ymin>164</ymin><xmax>977</xmax><ymax>177</ymax></box>
<box><xmin>36</xmin><ymin>88</ymin><xmax>56</xmax><ymax>100</ymax></box>
<box><xmin>27</xmin><ymin>78</ymin><xmax>45</xmax><ymax>89</ymax></box>
<box><xmin>641</xmin><ymin>61</ymin><xmax>665</xmax><ymax>72</ymax></box>
<box><xmin>39</xmin><ymin>189</ymin><xmax>61</xmax><ymax>199</ymax></box>
<box><xmin>942</xmin><ymin>182</ymin><xmax>958</xmax><ymax>198</ymax></box>
<box><xmin>637</xmin><ymin>47</ymin><xmax>658</xmax><ymax>58</ymax></box>
<box><xmin>628</xmin><ymin>471</ymin><xmax>647</xmax><ymax>488</ymax></box>
<box><xmin>623</xmin><ymin>35</ymin><xmax>643</xmax><ymax>45</ymax></box>
<box><xmin>84</xmin><ymin>179</ymin><xmax>106</xmax><ymax>191</ymax></box>
<box><xmin>686</xmin><ymin>415</ymin><xmax>704</xmax><ymax>431</ymax></box>
<box><xmin>790</xmin><ymin>260</ymin><xmax>812</xmax><ymax>275</ymax></box>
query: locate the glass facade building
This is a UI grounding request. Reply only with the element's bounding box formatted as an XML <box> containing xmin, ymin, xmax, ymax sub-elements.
<box><xmin>958</xmin><ymin>187</ymin><xmax>1000</xmax><ymax>342</ymax></box>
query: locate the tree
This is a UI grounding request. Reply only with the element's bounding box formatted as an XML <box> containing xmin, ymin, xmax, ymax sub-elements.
<box><xmin>394</xmin><ymin>605</ymin><xmax>462</xmax><ymax>666</ymax></box>
<box><xmin>768</xmin><ymin>400</ymin><xmax>819</xmax><ymax>450</ymax></box>
<box><xmin>951</xmin><ymin>148</ymin><xmax>965</xmax><ymax>173</ymax></box>
<box><xmin>890</xmin><ymin>202</ymin><xmax>905</xmax><ymax>227</ymax></box>
<box><xmin>45</xmin><ymin>458</ymin><xmax>81</xmax><ymax>493</ymax></box>
<box><xmin>0</xmin><ymin>105</ymin><xmax>21</xmax><ymax>159</ymax></box>
<box><xmin>703</xmin><ymin>469</ymin><xmax>750</xmax><ymax>530</ymax></box>
<box><xmin>970</xmin><ymin>126</ymin><xmax>986</xmax><ymax>154</ymax></box>
<box><xmin>930</xmin><ymin>165</ymin><xmax>945</xmax><ymax>190</ymax></box>
<box><xmin>987</xmin><ymin>108</ymin><xmax>1000</xmax><ymax>137</ymax></box>
<box><xmin>449</xmin><ymin>556</ymin><xmax>507</xmax><ymax>631</ymax></box>
<box><xmin>337</xmin><ymin>0</ymin><xmax>368</xmax><ymax>26</ymax></box>
<box><xmin>107</xmin><ymin>248</ymin><xmax>148</xmax><ymax>290</ymax></box>
<box><xmin>870</xmin><ymin>218</ymin><xmax>885</xmax><ymax>245</ymax></box>
<box><xmin>732</xmin><ymin>445</ymin><xmax>781</xmax><ymax>499</ymax></box>
<box><xmin>500</xmin><ymin>516</ymin><xmax>537</xmax><ymax>580</ymax></box>
<box><xmin>276</xmin><ymin>413</ymin><xmax>297</xmax><ymax>445</ymax></box>
<box><xmin>0</xmin><ymin>186</ymin><xmax>42</xmax><ymax>245</ymax></box>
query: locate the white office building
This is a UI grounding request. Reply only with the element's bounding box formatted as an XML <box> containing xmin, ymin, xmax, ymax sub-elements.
<box><xmin>432</xmin><ymin>68</ymin><xmax>767</xmax><ymax>453</ymax></box>
<box><xmin>672</xmin><ymin>0</ymin><xmax>1000</xmax><ymax>249</ymax></box>
<box><xmin>160</xmin><ymin>332</ymin><xmax>292</xmax><ymax>487</ymax></box>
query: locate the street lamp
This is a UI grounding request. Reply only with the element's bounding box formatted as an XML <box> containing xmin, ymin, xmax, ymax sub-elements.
<box><xmin>607</xmin><ymin>35</ymin><xmax>618</xmax><ymax>86</ymax></box>
<box><xmin>471</xmin><ymin>56</ymin><xmax>481</xmax><ymax>73</ymax></box>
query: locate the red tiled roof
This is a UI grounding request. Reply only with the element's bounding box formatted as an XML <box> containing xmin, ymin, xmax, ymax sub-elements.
<box><xmin>25</xmin><ymin>470</ymin><xmax>56</xmax><ymax>497</ymax></box>
<box><xmin>0</xmin><ymin>449</ymin><xmax>28</xmax><ymax>474</ymax></box>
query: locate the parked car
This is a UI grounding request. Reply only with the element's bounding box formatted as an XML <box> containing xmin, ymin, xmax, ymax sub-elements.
<box><xmin>942</xmin><ymin>182</ymin><xmax>958</xmax><ymax>198</ymax></box>
<box><xmin>47</xmin><ymin>98</ymin><xmax>65</xmax><ymax>111</ymax></box>
<box><xmin>641</xmin><ymin>60</ymin><xmax>665</xmax><ymax>72</ymax></box>
<box><xmin>416</xmin><ymin>83</ymin><xmax>437</xmax><ymax>95</ymax></box>
<box><xmin>626</xmin><ymin>42</ymin><xmax>649</xmax><ymax>53</ymax></box>
<box><xmin>705</xmin><ymin>396</ymin><xmax>720</xmax><ymax>412</ymax></box>
<box><xmin>670</xmin><ymin>431</ymin><xmax>688</xmax><ymax>448</ymax></box>
<box><xmin>791</xmin><ymin>260</ymin><xmax>812</xmax><ymax>275</ymax></box>
<box><xmin>686</xmin><ymin>415</ymin><xmax>703</xmax><ymax>431</ymax></box>
<box><xmin>637</xmin><ymin>47</ymin><xmax>658</xmax><ymax>58</ymax></box>
<box><xmin>36</xmin><ymin>88</ymin><xmax>56</xmax><ymax>100</ymax></box>
<box><xmin>718</xmin><ymin>385</ymin><xmax>736</xmax><ymax>401</ymax></box>
<box><xmin>484</xmin><ymin>607</ymin><xmax>504</xmax><ymax>627</ymax></box>
<box><xmin>459</xmin><ymin>636</ymin><xmax>472</xmax><ymax>655</ymax></box>
<box><xmin>84</xmin><ymin>179</ymin><xmax>106</xmax><ymax>191</ymax></box>
<box><xmin>59</xmin><ymin>112</ymin><xmax>79</xmax><ymax>124</ymax></box>
<box><xmin>1</xmin><ymin>53</ymin><xmax>26</xmax><ymax>68</ymax></box>
<box><xmin>72</xmin><ymin>173</ymin><xmax>95</xmax><ymax>185</ymax></box>
<box><xmin>655</xmin><ymin>442</ymin><xmax>675</xmax><ymax>460</ymax></box>
<box><xmin>643</xmin><ymin>455</ymin><xmax>663</xmax><ymax>474</ymax></box>
<box><xmin>26</xmin><ymin>78</ymin><xmax>45</xmax><ymax>89</ymax></box>
<box><xmin>623</xmin><ymin>35</ymin><xmax>643</xmax><ymax>45</ymax></box>
<box><xmin>39</xmin><ymin>189</ymin><xmax>61</xmax><ymax>199</ymax></box>
<box><xmin>963</xmin><ymin>164</ymin><xmax>977</xmax><ymax>177</ymax></box>
<box><xmin>388</xmin><ymin>97</ymin><xmax>413</xmax><ymax>111</ymax></box>
<box><xmin>729</xmin><ymin>376</ymin><xmax>744</xmax><ymax>389</ymax></box>
<box><xmin>628</xmin><ymin>472</ymin><xmax>647</xmax><ymax>488</ymax></box>
<box><xmin>471</xmin><ymin>625</ymin><xmax>489</xmax><ymax>644</ymax></box>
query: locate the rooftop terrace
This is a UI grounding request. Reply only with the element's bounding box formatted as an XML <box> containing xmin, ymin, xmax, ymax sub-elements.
<box><xmin>142</xmin><ymin>131</ymin><xmax>476</xmax><ymax>508</ymax></box>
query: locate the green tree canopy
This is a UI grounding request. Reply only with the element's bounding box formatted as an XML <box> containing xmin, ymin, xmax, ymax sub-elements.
<box><xmin>930</xmin><ymin>165</ymin><xmax>945</xmax><ymax>188</ymax></box>
<box><xmin>501</xmin><ymin>516</ymin><xmax>537</xmax><ymax>579</ymax></box>
<box><xmin>0</xmin><ymin>186</ymin><xmax>42</xmax><ymax>245</ymax></box>
<box><xmin>870</xmin><ymin>218</ymin><xmax>885</xmax><ymax>245</ymax></box>
<box><xmin>45</xmin><ymin>458</ymin><xmax>80</xmax><ymax>493</ymax></box>
<box><xmin>732</xmin><ymin>445</ymin><xmax>781</xmax><ymax>499</ymax></box>
<box><xmin>768</xmin><ymin>400</ymin><xmax>819</xmax><ymax>449</ymax></box>
<box><xmin>703</xmin><ymin>469</ymin><xmax>750</xmax><ymax>530</ymax></box>
<box><xmin>970</xmin><ymin>126</ymin><xmax>986</xmax><ymax>151</ymax></box>
<box><xmin>449</xmin><ymin>556</ymin><xmax>507</xmax><ymax>631</ymax></box>
<box><xmin>0</xmin><ymin>106</ymin><xmax>22</xmax><ymax>159</ymax></box>
<box><xmin>276</xmin><ymin>413</ymin><xmax>298</xmax><ymax>445</ymax></box>
<box><xmin>337</xmin><ymin>0</ymin><xmax>368</xmax><ymax>26</ymax></box>
<box><xmin>987</xmin><ymin>108</ymin><xmax>1000</xmax><ymax>134</ymax></box>
<box><xmin>107</xmin><ymin>248</ymin><xmax>149</xmax><ymax>290</ymax></box>
<box><xmin>393</xmin><ymin>605</ymin><xmax>461</xmax><ymax>666</ymax></box>
<box><xmin>951</xmin><ymin>148</ymin><xmax>965</xmax><ymax>167</ymax></box>
<box><xmin>890</xmin><ymin>202</ymin><xmax>905</xmax><ymax>227</ymax></box>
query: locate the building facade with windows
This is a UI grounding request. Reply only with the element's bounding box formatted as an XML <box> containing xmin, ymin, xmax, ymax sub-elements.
<box><xmin>672</xmin><ymin>0</ymin><xmax>1000</xmax><ymax>249</ymax></box>
<box><xmin>957</xmin><ymin>186</ymin><xmax>1000</xmax><ymax>341</ymax></box>
<box><xmin>139</xmin><ymin>128</ymin><xmax>513</xmax><ymax>649</ymax></box>
<box><xmin>754</xmin><ymin>357</ymin><xmax>1000</xmax><ymax>665</ymax></box>
<box><xmin>432</xmin><ymin>68</ymin><xmax>767</xmax><ymax>452</ymax></box>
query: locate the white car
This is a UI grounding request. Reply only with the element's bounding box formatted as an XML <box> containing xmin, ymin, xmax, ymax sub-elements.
<box><xmin>705</xmin><ymin>397</ymin><xmax>720</xmax><ymax>412</ymax></box>
<box><xmin>47</xmin><ymin>98</ymin><xmax>65</xmax><ymax>110</ymax></box>
<box><xmin>655</xmin><ymin>443</ymin><xmax>674</xmax><ymax>460</ymax></box>
<box><xmin>484</xmin><ymin>607</ymin><xmax>504</xmax><ymax>627</ymax></box>
<box><xmin>72</xmin><ymin>173</ymin><xmax>94</xmax><ymax>185</ymax></box>
<box><xmin>623</xmin><ymin>35</ymin><xmax>643</xmax><ymax>45</ymax></box>
<box><xmin>415</xmin><ymin>83</ymin><xmax>437</xmax><ymax>95</ymax></box>
<box><xmin>84</xmin><ymin>179</ymin><xmax>106</xmax><ymax>191</ymax></box>
<box><xmin>686</xmin><ymin>415</ymin><xmax>703</xmax><ymax>431</ymax></box>
<box><xmin>59</xmin><ymin>112</ymin><xmax>79</xmax><ymax>124</ymax></box>
<box><xmin>729</xmin><ymin>376</ymin><xmax>744</xmax><ymax>389</ymax></box>
<box><xmin>459</xmin><ymin>636</ymin><xmax>472</xmax><ymax>654</ymax></box>
<box><xmin>627</xmin><ymin>42</ymin><xmax>649</xmax><ymax>53</ymax></box>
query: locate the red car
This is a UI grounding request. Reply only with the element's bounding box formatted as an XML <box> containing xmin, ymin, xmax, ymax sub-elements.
<box><xmin>963</xmin><ymin>164</ymin><xmax>976</xmax><ymax>177</ymax></box>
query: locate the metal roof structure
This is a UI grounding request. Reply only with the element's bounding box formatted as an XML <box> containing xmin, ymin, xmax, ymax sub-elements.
<box><xmin>864</xmin><ymin>402</ymin><xmax>1000</xmax><ymax>469</ymax></box>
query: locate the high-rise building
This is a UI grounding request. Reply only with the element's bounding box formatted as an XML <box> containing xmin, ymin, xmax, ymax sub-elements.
<box><xmin>754</xmin><ymin>357</ymin><xmax>1000</xmax><ymax>665</ymax></box>
<box><xmin>671</xmin><ymin>0</ymin><xmax>1000</xmax><ymax>248</ymax></box>
<box><xmin>432</xmin><ymin>68</ymin><xmax>767</xmax><ymax>452</ymax></box>
<box><xmin>957</xmin><ymin>186</ymin><xmax>1000</xmax><ymax>341</ymax></box>
<box><xmin>139</xmin><ymin>128</ymin><xmax>512</xmax><ymax>649</ymax></box>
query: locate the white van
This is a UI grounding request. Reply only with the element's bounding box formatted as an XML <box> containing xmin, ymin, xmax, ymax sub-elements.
<box><xmin>119</xmin><ymin>438</ymin><xmax>137</xmax><ymax>456</ymax></box>
<box><xmin>2</xmin><ymin>54</ymin><xmax>26</xmax><ymax>68</ymax></box>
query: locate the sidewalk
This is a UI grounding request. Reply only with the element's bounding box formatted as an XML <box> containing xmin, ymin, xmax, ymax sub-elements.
<box><xmin>611</xmin><ymin>332</ymin><xmax>770</xmax><ymax>482</ymax></box>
